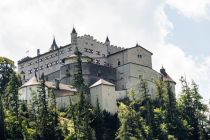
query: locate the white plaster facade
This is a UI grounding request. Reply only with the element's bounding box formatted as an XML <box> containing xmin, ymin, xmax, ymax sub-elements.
<box><xmin>19</xmin><ymin>76</ymin><xmax>77</xmax><ymax>109</ymax></box>
<box><xmin>90</xmin><ymin>79</ymin><xmax>118</xmax><ymax>114</ymax></box>
<box><xmin>18</xmin><ymin>28</ymin><xmax>176</xmax><ymax>114</ymax></box>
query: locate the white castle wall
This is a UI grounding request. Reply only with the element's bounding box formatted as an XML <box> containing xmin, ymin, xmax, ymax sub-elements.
<box><xmin>90</xmin><ymin>84</ymin><xmax>117</xmax><ymax>114</ymax></box>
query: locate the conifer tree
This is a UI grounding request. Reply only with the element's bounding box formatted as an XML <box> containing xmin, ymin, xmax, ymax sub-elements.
<box><xmin>178</xmin><ymin>77</ymin><xmax>207</xmax><ymax>140</ymax></box>
<box><xmin>37</xmin><ymin>73</ymin><xmax>49</xmax><ymax>139</ymax></box>
<box><xmin>116</xmin><ymin>90</ymin><xmax>149</xmax><ymax>140</ymax></box>
<box><xmin>6</xmin><ymin>72</ymin><xmax>22</xmax><ymax>119</ymax></box>
<box><xmin>0</xmin><ymin>57</ymin><xmax>15</xmax><ymax>140</ymax></box>
<box><xmin>69</xmin><ymin>47</ymin><xmax>95</xmax><ymax>139</ymax></box>
<box><xmin>5</xmin><ymin>72</ymin><xmax>23</xmax><ymax>139</ymax></box>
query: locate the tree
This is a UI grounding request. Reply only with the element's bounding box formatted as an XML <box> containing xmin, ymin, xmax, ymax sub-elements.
<box><xmin>116</xmin><ymin>90</ymin><xmax>150</xmax><ymax>140</ymax></box>
<box><xmin>37</xmin><ymin>73</ymin><xmax>50</xmax><ymax>139</ymax></box>
<box><xmin>6</xmin><ymin>72</ymin><xmax>22</xmax><ymax>119</ymax></box>
<box><xmin>178</xmin><ymin>77</ymin><xmax>207</xmax><ymax>140</ymax></box>
<box><xmin>68</xmin><ymin>47</ymin><xmax>95</xmax><ymax>139</ymax></box>
<box><xmin>5</xmin><ymin>72</ymin><xmax>23</xmax><ymax>139</ymax></box>
<box><xmin>48</xmin><ymin>89</ymin><xmax>63</xmax><ymax>139</ymax></box>
<box><xmin>0</xmin><ymin>57</ymin><xmax>15</xmax><ymax>140</ymax></box>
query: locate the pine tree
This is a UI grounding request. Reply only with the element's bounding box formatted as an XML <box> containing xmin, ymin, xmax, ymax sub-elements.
<box><xmin>69</xmin><ymin>47</ymin><xmax>95</xmax><ymax>139</ymax></box>
<box><xmin>6</xmin><ymin>72</ymin><xmax>22</xmax><ymax>119</ymax></box>
<box><xmin>0</xmin><ymin>57</ymin><xmax>15</xmax><ymax>140</ymax></box>
<box><xmin>5</xmin><ymin>72</ymin><xmax>23</xmax><ymax>139</ymax></box>
<box><xmin>116</xmin><ymin>90</ymin><xmax>149</xmax><ymax>140</ymax></box>
<box><xmin>48</xmin><ymin>89</ymin><xmax>63</xmax><ymax>139</ymax></box>
<box><xmin>37</xmin><ymin>73</ymin><xmax>49</xmax><ymax>139</ymax></box>
<box><xmin>178</xmin><ymin>77</ymin><xmax>207</xmax><ymax>140</ymax></box>
<box><xmin>139</xmin><ymin>80</ymin><xmax>154</xmax><ymax>139</ymax></box>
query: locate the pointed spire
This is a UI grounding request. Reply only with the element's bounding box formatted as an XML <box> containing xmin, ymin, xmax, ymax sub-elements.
<box><xmin>71</xmin><ymin>27</ymin><xmax>77</xmax><ymax>34</ymax></box>
<box><xmin>106</xmin><ymin>36</ymin><xmax>110</xmax><ymax>42</ymax></box>
<box><xmin>50</xmin><ymin>36</ymin><xmax>59</xmax><ymax>51</ymax></box>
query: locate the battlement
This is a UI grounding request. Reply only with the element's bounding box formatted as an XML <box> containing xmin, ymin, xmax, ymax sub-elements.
<box><xmin>78</xmin><ymin>34</ymin><xmax>124</xmax><ymax>51</ymax></box>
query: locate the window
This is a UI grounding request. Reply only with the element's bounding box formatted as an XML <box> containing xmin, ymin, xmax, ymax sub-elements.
<box><xmin>85</xmin><ymin>42</ymin><xmax>88</xmax><ymax>45</ymax></box>
<box><xmin>138</xmin><ymin>54</ymin><xmax>142</xmax><ymax>58</ymax></box>
<box><xmin>102</xmin><ymin>54</ymin><xmax>105</xmax><ymax>57</ymax></box>
<box><xmin>40</xmin><ymin>66</ymin><xmax>43</xmax><ymax>70</ymax></box>
<box><xmin>46</xmin><ymin>64</ymin><xmax>49</xmax><ymax>68</ymax></box>
<box><xmin>60</xmin><ymin>50</ymin><xmax>64</xmax><ymax>54</ymax></box>
<box><xmin>108</xmin><ymin>51</ymin><xmax>110</xmax><ymax>55</ymax></box>
<box><xmin>84</xmin><ymin>48</ymin><xmax>88</xmax><ymax>52</ymax></box>
<box><xmin>28</xmin><ymin>70</ymin><xmax>32</xmax><ymax>74</ymax></box>
<box><xmin>91</xmin><ymin>43</ymin><xmax>93</xmax><ymax>46</ymax></box>
<box><xmin>68</xmin><ymin>47</ymin><xmax>72</xmax><ymax>52</ymax></box>
<box><xmin>118</xmin><ymin>61</ymin><xmax>121</xmax><ymax>66</ymax></box>
<box><xmin>96</xmin><ymin>51</ymin><xmax>100</xmax><ymax>55</ymax></box>
<box><xmin>89</xmin><ymin>49</ymin><xmax>93</xmax><ymax>54</ymax></box>
<box><xmin>96</xmin><ymin>59</ymin><xmax>100</xmax><ymax>64</ymax></box>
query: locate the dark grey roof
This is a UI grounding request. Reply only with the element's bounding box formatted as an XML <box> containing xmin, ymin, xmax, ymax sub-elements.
<box><xmin>49</xmin><ymin>37</ymin><xmax>59</xmax><ymax>51</ymax></box>
<box><xmin>71</xmin><ymin>27</ymin><xmax>77</xmax><ymax>34</ymax></box>
<box><xmin>18</xmin><ymin>56</ymin><xmax>32</xmax><ymax>64</ymax></box>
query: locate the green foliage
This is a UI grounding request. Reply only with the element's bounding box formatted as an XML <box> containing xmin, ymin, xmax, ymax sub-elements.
<box><xmin>0</xmin><ymin>57</ymin><xmax>15</xmax><ymax>140</ymax></box>
<box><xmin>0</xmin><ymin>56</ymin><xmax>209</xmax><ymax>140</ymax></box>
<box><xmin>178</xmin><ymin>77</ymin><xmax>208</xmax><ymax>140</ymax></box>
<box><xmin>116</xmin><ymin>90</ymin><xmax>150</xmax><ymax>140</ymax></box>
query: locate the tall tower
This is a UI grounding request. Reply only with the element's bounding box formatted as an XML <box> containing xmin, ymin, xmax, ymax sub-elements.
<box><xmin>105</xmin><ymin>36</ymin><xmax>110</xmax><ymax>46</ymax></box>
<box><xmin>71</xmin><ymin>27</ymin><xmax>77</xmax><ymax>45</ymax></box>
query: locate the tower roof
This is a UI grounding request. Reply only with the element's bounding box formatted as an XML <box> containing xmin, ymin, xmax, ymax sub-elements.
<box><xmin>49</xmin><ymin>37</ymin><xmax>59</xmax><ymax>51</ymax></box>
<box><xmin>160</xmin><ymin>66</ymin><xmax>176</xmax><ymax>84</ymax></box>
<box><xmin>105</xmin><ymin>36</ymin><xmax>110</xmax><ymax>42</ymax></box>
<box><xmin>71</xmin><ymin>27</ymin><xmax>77</xmax><ymax>34</ymax></box>
<box><xmin>90</xmin><ymin>79</ymin><xmax>115</xmax><ymax>88</ymax></box>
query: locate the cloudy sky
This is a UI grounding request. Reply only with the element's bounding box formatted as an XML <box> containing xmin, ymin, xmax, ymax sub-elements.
<box><xmin>0</xmin><ymin>0</ymin><xmax>210</xmax><ymax>100</ymax></box>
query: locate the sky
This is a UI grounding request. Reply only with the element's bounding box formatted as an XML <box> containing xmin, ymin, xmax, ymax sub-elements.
<box><xmin>0</xmin><ymin>0</ymin><xmax>210</xmax><ymax>101</ymax></box>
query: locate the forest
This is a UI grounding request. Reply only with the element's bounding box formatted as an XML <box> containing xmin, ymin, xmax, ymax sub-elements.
<box><xmin>0</xmin><ymin>52</ymin><xmax>209</xmax><ymax>140</ymax></box>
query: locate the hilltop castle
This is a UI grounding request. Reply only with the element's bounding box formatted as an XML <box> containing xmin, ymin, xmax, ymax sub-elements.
<box><xmin>18</xmin><ymin>28</ymin><xmax>175</xmax><ymax>113</ymax></box>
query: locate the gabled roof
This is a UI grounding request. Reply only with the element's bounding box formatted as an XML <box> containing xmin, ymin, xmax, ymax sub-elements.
<box><xmin>21</xmin><ymin>76</ymin><xmax>39</xmax><ymax>87</ymax></box>
<box><xmin>20</xmin><ymin>76</ymin><xmax>77</xmax><ymax>92</ymax></box>
<box><xmin>107</xmin><ymin>44</ymin><xmax>153</xmax><ymax>57</ymax></box>
<box><xmin>90</xmin><ymin>79</ymin><xmax>115</xmax><ymax>88</ymax></box>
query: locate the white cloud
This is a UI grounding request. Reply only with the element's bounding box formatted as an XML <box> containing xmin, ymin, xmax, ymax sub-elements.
<box><xmin>167</xmin><ymin>0</ymin><xmax>210</xmax><ymax>21</ymax></box>
<box><xmin>0</xmin><ymin>0</ymin><xmax>210</xmax><ymax>100</ymax></box>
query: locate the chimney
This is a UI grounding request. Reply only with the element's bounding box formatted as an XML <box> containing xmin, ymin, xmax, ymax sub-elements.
<box><xmin>37</xmin><ymin>49</ymin><xmax>40</xmax><ymax>56</ymax></box>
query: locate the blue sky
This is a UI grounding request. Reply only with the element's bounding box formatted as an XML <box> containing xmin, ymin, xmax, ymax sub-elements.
<box><xmin>0</xmin><ymin>0</ymin><xmax>210</xmax><ymax>101</ymax></box>
<box><xmin>166</xmin><ymin>6</ymin><xmax>210</xmax><ymax>57</ymax></box>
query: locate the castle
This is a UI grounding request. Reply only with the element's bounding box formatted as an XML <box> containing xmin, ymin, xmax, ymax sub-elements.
<box><xmin>18</xmin><ymin>28</ymin><xmax>175</xmax><ymax>113</ymax></box>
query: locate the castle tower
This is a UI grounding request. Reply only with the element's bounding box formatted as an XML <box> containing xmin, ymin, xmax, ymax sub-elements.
<box><xmin>71</xmin><ymin>27</ymin><xmax>77</xmax><ymax>45</ymax></box>
<box><xmin>105</xmin><ymin>36</ymin><xmax>110</xmax><ymax>46</ymax></box>
<box><xmin>49</xmin><ymin>37</ymin><xmax>59</xmax><ymax>51</ymax></box>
